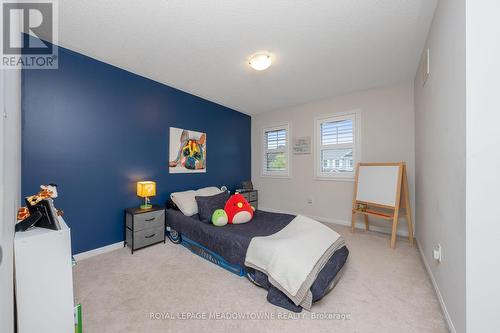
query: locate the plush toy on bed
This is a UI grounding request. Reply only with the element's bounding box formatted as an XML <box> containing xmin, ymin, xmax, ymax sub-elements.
<box><xmin>211</xmin><ymin>209</ymin><xmax>228</xmax><ymax>226</ymax></box>
<box><xmin>224</xmin><ymin>193</ymin><xmax>254</xmax><ymax>224</ymax></box>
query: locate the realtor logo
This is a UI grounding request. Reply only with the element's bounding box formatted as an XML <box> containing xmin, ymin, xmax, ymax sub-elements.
<box><xmin>1</xmin><ymin>0</ymin><xmax>58</xmax><ymax>69</ymax></box>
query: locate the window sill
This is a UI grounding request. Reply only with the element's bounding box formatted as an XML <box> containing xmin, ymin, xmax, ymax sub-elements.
<box><xmin>314</xmin><ymin>176</ymin><xmax>355</xmax><ymax>182</ymax></box>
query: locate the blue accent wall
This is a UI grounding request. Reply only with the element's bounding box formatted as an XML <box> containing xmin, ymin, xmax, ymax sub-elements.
<box><xmin>22</xmin><ymin>45</ymin><xmax>251</xmax><ymax>254</ymax></box>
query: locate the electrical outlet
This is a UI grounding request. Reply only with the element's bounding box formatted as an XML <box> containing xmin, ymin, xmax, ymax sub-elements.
<box><xmin>307</xmin><ymin>197</ymin><xmax>313</xmax><ymax>204</ymax></box>
<box><xmin>433</xmin><ymin>244</ymin><xmax>442</xmax><ymax>263</ymax></box>
<box><xmin>423</xmin><ymin>48</ymin><xmax>430</xmax><ymax>85</ymax></box>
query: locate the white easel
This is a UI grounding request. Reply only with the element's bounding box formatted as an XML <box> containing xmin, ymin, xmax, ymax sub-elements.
<box><xmin>351</xmin><ymin>162</ymin><xmax>414</xmax><ymax>249</ymax></box>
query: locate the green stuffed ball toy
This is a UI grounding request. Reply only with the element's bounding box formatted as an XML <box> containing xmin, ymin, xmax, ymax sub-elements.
<box><xmin>212</xmin><ymin>209</ymin><xmax>228</xmax><ymax>227</ymax></box>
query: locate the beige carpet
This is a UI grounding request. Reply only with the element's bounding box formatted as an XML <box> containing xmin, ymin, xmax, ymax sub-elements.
<box><xmin>73</xmin><ymin>225</ymin><xmax>448</xmax><ymax>333</ymax></box>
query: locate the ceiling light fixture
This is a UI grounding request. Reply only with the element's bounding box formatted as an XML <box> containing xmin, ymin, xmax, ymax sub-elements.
<box><xmin>248</xmin><ymin>52</ymin><xmax>272</xmax><ymax>71</ymax></box>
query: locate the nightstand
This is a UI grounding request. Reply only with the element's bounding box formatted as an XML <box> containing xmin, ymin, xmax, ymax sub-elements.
<box><xmin>124</xmin><ymin>205</ymin><xmax>165</xmax><ymax>254</ymax></box>
<box><xmin>238</xmin><ymin>190</ymin><xmax>258</xmax><ymax>210</ymax></box>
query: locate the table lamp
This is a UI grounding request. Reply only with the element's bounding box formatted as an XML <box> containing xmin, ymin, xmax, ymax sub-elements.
<box><xmin>136</xmin><ymin>181</ymin><xmax>156</xmax><ymax>209</ymax></box>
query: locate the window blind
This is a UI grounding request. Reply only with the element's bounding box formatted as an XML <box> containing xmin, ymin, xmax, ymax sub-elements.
<box><xmin>321</xmin><ymin>119</ymin><xmax>353</xmax><ymax>145</ymax></box>
<box><xmin>263</xmin><ymin>127</ymin><xmax>288</xmax><ymax>174</ymax></box>
<box><xmin>266</xmin><ymin>129</ymin><xmax>287</xmax><ymax>150</ymax></box>
<box><xmin>317</xmin><ymin>116</ymin><xmax>355</xmax><ymax>175</ymax></box>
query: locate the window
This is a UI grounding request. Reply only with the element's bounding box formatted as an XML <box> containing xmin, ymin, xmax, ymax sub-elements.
<box><xmin>262</xmin><ymin>124</ymin><xmax>290</xmax><ymax>177</ymax></box>
<box><xmin>315</xmin><ymin>111</ymin><xmax>360</xmax><ymax>179</ymax></box>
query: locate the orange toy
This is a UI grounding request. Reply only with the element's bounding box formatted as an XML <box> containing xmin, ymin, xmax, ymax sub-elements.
<box><xmin>17</xmin><ymin>184</ymin><xmax>63</xmax><ymax>221</ymax></box>
<box><xmin>17</xmin><ymin>207</ymin><xmax>30</xmax><ymax>221</ymax></box>
<box><xmin>26</xmin><ymin>184</ymin><xmax>58</xmax><ymax>206</ymax></box>
<box><xmin>224</xmin><ymin>193</ymin><xmax>254</xmax><ymax>224</ymax></box>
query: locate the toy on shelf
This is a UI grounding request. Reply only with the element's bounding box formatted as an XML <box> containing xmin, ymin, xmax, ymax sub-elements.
<box><xmin>16</xmin><ymin>184</ymin><xmax>64</xmax><ymax>232</ymax></box>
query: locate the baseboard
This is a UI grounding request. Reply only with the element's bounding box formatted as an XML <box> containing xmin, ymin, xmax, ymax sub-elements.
<box><xmin>73</xmin><ymin>241</ymin><xmax>124</xmax><ymax>262</ymax></box>
<box><xmin>258</xmin><ymin>206</ymin><xmax>409</xmax><ymax>237</ymax></box>
<box><xmin>416</xmin><ymin>239</ymin><xmax>456</xmax><ymax>333</ymax></box>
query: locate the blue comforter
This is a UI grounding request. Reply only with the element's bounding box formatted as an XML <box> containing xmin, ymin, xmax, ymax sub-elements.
<box><xmin>166</xmin><ymin>209</ymin><xmax>349</xmax><ymax>312</ymax></box>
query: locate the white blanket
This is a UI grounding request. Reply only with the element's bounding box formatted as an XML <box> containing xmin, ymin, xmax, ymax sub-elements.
<box><xmin>244</xmin><ymin>215</ymin><xmax>344</xmax><ymax>309</ymax></box>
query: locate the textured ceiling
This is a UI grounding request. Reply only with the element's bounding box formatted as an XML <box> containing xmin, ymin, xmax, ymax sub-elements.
<box><xmin>56</xmin><ymin>0</ymin><xmax>437</xmax><ymax>114</ymax></box>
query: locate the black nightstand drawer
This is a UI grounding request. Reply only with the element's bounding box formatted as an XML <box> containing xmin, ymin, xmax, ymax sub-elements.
<box><xmin>127</xmin><ymin>209</ymin><xmax>164</xmax><ymax>231</ymax></box>
<box><xmin>239</xmin><ymin>190</ymin><xmax>258</xmax><ymax>209</ymax></box>
<box><xmin>126</xmin><ymin>226</ymin><xmax>164</xmax><ymax>250</ymax></box>
<box><xmin>249</xmin><ymin>191</ymin><xmax>257</xmax><ymax>201</ymax></box>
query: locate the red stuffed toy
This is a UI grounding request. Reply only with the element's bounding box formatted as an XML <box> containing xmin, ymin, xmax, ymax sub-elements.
<box><xmin>224</xmin><ymin>193</ymin><xmax>254</xmax><ymax>224</ymax></box>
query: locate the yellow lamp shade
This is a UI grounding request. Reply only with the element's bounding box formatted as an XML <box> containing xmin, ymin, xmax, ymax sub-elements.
<box><xmin>136</xmin><ymin>181</ymin><xmax>156</xmax><ymax>198</ymax></box>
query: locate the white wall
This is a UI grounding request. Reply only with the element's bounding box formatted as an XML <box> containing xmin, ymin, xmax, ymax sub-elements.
<box><xmin>0</xmin><ymin>68</ymin><xmax>22</xmax><ymax>333</ymax></box>
<box><xmin>251</xmin><ymin>82</ymin><xmax>415</xmax><ymax>235</ymax></box>
<box><xmin>466</xmin><ymin>1</ymin><xmax>500</xmax><ymax>332</ymax></box>
<box><xmin>414</xmin><ymin>0</ymin><xmax>466</xmax><ymax>332</ymax></box>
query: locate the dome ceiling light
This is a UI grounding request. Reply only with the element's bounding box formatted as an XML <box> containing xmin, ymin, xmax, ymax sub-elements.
<box><xmin>248</xmin><ymin>52</ymin><xmax>272</xmax><ymax>71</ymax></box>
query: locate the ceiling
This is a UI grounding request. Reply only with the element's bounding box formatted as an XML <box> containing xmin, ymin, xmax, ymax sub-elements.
<box><xmin>56</xmin><ymin>0</ymin><xmax>437</xmax><ymax>115</ymax></box>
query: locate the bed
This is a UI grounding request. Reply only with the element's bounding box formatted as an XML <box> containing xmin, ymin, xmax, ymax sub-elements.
<box><xmin>165</xmin><ymin>208</ymin><xmax>349</xmax><ymax>312</ymax></box>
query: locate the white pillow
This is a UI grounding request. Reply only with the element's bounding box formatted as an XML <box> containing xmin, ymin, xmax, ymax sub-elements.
<box><xmin>170</xmin><ymin>190</ymin><xmax>197</xmax><ymax>216</ymax></box>
<box><xmin>171</xmin><ymin>187</ymin><xmax>222</xmax><ymax>216</ymax></box>
<box><xmin>196</xmin><ymin>187</ymin><xmax>222</xmax><ymax>197</ymax></box>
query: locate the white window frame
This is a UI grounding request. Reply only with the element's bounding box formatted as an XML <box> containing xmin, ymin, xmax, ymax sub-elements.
<box><xmin>314</xmin><ymin>110</ymin><xmax>361</xmax><ymax>181</ymax></box>
<box><xmin>261</xmin><ymin>123</ymin><xmax>291</xmax><ymax>178</ymax></box>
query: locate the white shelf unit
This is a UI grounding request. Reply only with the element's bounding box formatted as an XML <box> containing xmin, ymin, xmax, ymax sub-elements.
<box><xmin>14</xmin><ymin>217</ymin><xmax>74</xmax><ymax>333</ymax></box>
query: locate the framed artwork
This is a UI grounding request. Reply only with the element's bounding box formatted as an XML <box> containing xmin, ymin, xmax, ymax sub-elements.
<box><xmin>293</xmin><ymin>136</ymin><xmax>311</xmax><ymax>154</ymax></box>
<box><xmin>169</xmin><ymin>127</ymin><xmax>206</xmax><ymax>173</ymax></box>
